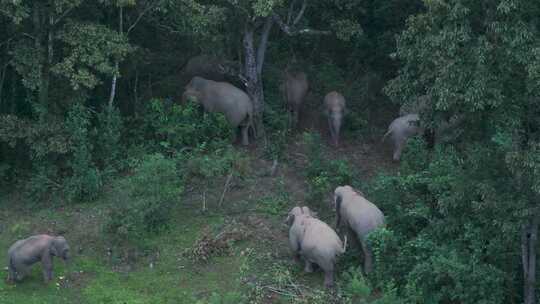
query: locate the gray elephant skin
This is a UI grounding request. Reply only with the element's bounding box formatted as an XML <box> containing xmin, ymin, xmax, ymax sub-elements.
<box><xmin>382</xmin><ymin>113</ymin><xmax>422</xmax><ymax>161</ymax></box>
<box><xmin>333</xmin><ymin>186</ymin><xmax>384</xmax><ymax>274</ymax></box>
<box><xmin>286</xmin><ymin>206</ymin><xmax>346</xmax><ymax>288</ymax></box>
<box><xmin>182</xmin><ymin>76</ymin><xmax>254</xmax><ymax>145</ymax></box>
<box><xmin>7</xmin><ymin>234</ymin><xmax>70</xmax><ymax>283</ymax></box>
<box><xmin>324</xmin><ymin>91</ymin><xmax>346</xmax><ymax>146</ymax></box>
<box><xmin>282</xmin><ymin>70</ymin><xmax>309</xmax><ymax>127</ymax></box>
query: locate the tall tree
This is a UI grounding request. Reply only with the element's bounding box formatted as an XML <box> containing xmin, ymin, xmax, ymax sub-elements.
<box><xmin>385</xmin><ymin>1</ymin><xmax>540</xmax><ymax>302</ymax></box>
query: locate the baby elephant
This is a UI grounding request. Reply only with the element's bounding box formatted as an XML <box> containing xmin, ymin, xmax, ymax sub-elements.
<box><xmin>286</xmin><ymin>206</ymin><xmax>346</xmax><ymax>288</ymax></box>
<box><xmin>324</xmin><ymin>91</ymin><xmax>346</xmax><ymax>146</ymax></box>
<box><xmin>7</xmin><ymin>234</ymin><xmax>70</xmax><ymax>283</ymax></box>
<box><xmin>382</xmin><ymin>113</ymin><xmax>422</xmax><ymax>161</ymax></box>
<box><xmin>333</xmin><ymin>186</ymin><xmax>384</xmax><ymax>274</ymax></box>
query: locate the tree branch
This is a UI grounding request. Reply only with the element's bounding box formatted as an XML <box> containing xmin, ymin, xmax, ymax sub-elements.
<box><xmin>292</xmin><ymin>0</ymin><xmax>307</xmax><ymax>26</ymax></box>
<box><xmin>127</xmin><ymin>1</ymin><xmax>160</xmax><ymax>35</ymax></box>
<box><xmin>53</xmin><ymin>6</ymin><xmax>75</xmax><ymax>25</ymax></box>
<box><xmin>287</xmin><ymin>0</ymin><xmax>299</xmax><ymax>24</ymax></box>
<box><xmin>273</xmin><ymin>14</ymin><xmax>330</xmax><ymax>36</ymax></box>
<box><xmin>256</xmin><ymin>16</ymin><xmax>273</xmax><ymax>76</ymax></box>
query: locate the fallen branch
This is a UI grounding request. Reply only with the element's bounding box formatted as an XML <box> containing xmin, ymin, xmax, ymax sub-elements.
<box><xmin>218</xmin><ymin>173</ymin><xmax>234</xmax><ymax>207</ymax></box>
<box><xmin>270</xmin><ymin>159</ymin><xmax>279</xmax><ymax>176</ymax></box>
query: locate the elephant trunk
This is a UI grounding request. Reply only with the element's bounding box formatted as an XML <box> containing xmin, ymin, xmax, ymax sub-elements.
<box><xmin>331</xmin><ymin>115</ymin><xmax>342</xmax><ymax>146</ymax></box>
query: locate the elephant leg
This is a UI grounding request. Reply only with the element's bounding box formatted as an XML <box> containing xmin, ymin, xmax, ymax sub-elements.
<box><xmin>361</xmin><ymin>241</ymin><xmax>373</xmax><ymax>274</ymax></box>
<box><xmin>14</xmin><ymin>264</ymin><xmax>27</xmax><ymax>281</ymax></box>
<box><xmin>327</xmin><ymin>118</ymin><xmax>335</xmax><ymax>144</ymax></box>
<box><xmin>323</xmin><ymin>269</ymin><xmax>335</xmax><ymax>288</ymax></box>
<box><xmin>42</xmin><ymin>255</ymin><xmax>53</xmax><ymax>283</ymax></box>
<box><xmin>304</xmin><ymin>260</ymin><xmax>314</xmax><ymax>273</ymax></box>
<box><xmin>7</xmin><ymin>263</ymin><xmax>16</xmax><ymax>283</ymax></box>
<box><xmin>241</xmin><ymin>125</ymin><xmax>249</xmax><ymax>146</ymax></box>
<box><xmin>393</xmin><ymin>138</ymin><xmax>405</xmax><ymax>161</ymax></box>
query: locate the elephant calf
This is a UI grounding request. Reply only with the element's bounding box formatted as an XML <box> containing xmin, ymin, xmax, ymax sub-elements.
<box><xmin>286</xmin><ymin>206</ymin><xmax>346</xmax><ymax>288</ymax></box>
<box><xmin>382</xmin><ymin>113</ymin><xmax>422</xmax><ymax>161</ymax></box>
<box><xmin>333</xmin><ymin>186</ymin><xmax>384</xmax><ymax>274</ymax></box>
<box><xmin>324</xmin><ymin>91</ymin><xmax>346</xmax><ymax>146</ymax></box>
<box><xmin>182</xmin><ymin>76</ymin><xmax>254</xmax><ymax>145</ymax></box>
<box><xmin>7</xmin><ymin>234</ymin><xmax>70</xmax><ymax>283</ymax></box>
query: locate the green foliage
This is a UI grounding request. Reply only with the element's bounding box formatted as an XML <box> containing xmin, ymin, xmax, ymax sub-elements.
<box><xmin>53</xmin><ymin>22</ymin><xmax>134</xmax><ymax>90</ymax></box>
<box><xmin>94</xmin><ymin>105</ymin><xmax>123</xmax><ymax>175</ymax></box>
<box><xmin>303</xmin><ymin>132</ymin><xmax>355</xmax><ymax>205</ymax></box>
<box><xmin>105</xmin><ymin>153</ymin><xmax>182</xmax><ymax>244</ymax></box>
<box><xmin>63</xmin><ymin>103</ymin><xmax>102</xmax><ymax>202</ymax></box>
<box><xmin>142</xmin><ymin>99</ymin><xmax>233</xmax><ymax>153</ymax></box>
<box><xmin>367</xmin><ymin>143</ymin><xmax>521</xmax><ymax>303</ymax></box>
<box><xmin>342</xmin><ymin>268</ymin><xmax>371</xmax><ymax>303</ymax></box>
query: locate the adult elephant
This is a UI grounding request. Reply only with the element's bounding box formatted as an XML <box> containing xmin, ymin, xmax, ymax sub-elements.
<box><xmin>282</xmin><ymin>69</ymin><xmax>309</xmax><ymax>127</ymax></box>
<box><xmin>182</xmin><ymin>76</ymin><xmax>254</xmax><ymax>145</ymax></box>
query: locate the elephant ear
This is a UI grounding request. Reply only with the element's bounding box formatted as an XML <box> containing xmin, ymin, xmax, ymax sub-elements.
<box><xmin>49</xmin><ymin>241</ymin><xmax>59</xmax><ymax>256</ymax></box>
<box><xmin>51</xmin><ymin>237</ymin><xmax>67</xmax><ymax>256</ymax></box>
<box><xmin>335</xmin><ymin>194</ymin><xmax>342</xmax><ymax>216</ymax></box>
<box><xmin>285</xmin><ymin>213</ymin><xmax>295</xmax><ymax>226</ymax></box>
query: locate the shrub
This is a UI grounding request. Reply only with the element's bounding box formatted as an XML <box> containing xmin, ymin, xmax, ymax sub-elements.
<box><xmin>263</xmin><ymin>105</ymin><xmax>290</xmax><ymax>161</ymax></box>
<box><xmin>142</xmin><ymin>99</ymin><xmax>232</xmax><ymax>153</ymax></box>
<box><xmin>105</xmin><ymin>153</ymin><xmax>182</xmax><ymax>244</ymax></box>
<box><xmin>63</xmin><ymin>103</ymin><xmax>102</xmax><ymax>202</ymax></box>
<box><xmin>341</xmin><ymin>268</ymin><xmax>371</xmax><ymax>304</ymax></box>
<box><xmin>366</xmin><ymin>143</ymin><xmax>518</xmax><ymax>303</ymax></box>
<box><xmin>94</xmin><ymin>105</ymin><xmax>123</xmax><ymax>176</ymax></box>
<box><xmin>303</xmin><ymin>132</ymin><xmax>355</xmax><ymax>206</ymax></box>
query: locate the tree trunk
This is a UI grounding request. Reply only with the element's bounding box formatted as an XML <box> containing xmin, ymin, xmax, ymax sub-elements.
<box><xmin>33</xmin><ymin>2</ymin><xmax>47</xmax><ymax>113</ymax></box>
<box><xmin>243</xmin><ymin>25</ymin><xmax>264</xmax><ymax>136</ymax></box>
<box><xmin>522</xmin><ymin>215</ymin><xmax>538</xmax><ymax>304</ymax></box>
<box><xmin>109</xmin><ymin>6</ymin><xmax>123</xmax><ymax>108</ymax></box>
<box><xmin>0</xmin><ymin>64</ymin><xmax>7</xmax><ymax>112</ymax></box>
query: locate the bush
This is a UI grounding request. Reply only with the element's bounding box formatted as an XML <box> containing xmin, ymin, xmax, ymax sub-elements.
<box><xmin>366</xmin><ymin>143</ymin><xmax>519</xmax><ymax>303</ymax></box>
<box><xmin>63</xmin><ymin>103</ymin><xmax>102</xmax><ymax>202</ymax></box>
<box><xmin>303</xmin><ymin>132</ymin><xmax>355</xmax><ymax>206</ymax></box>
<box><xmin>105</xmin><ymin>153</ymin><xmax>183</xmax><ymax>244</ymax></box>
<box><xmin>142</xmin><ymin>99</ymin><xmax>233</xmax><ymax>153</ymax></box>
<box><xmin>94</xmin><ymin>105</ymin><xmax>123</xmax><ymax>176</ymax></box>
<box><xmin>263</xmin><ymin>105</ymin><xmax>290</xmax><ymax>161</ymax></box>
<box><xmin>341</xmin><ymin>268</ymin><xmax>371</xmax><ymax>304</ymax></box>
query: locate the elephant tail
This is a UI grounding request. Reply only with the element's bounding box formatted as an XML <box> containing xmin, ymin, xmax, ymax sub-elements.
<box><xmin>247</xmin><ymin>112</ymin><xmax>257</xmax><ymax>139</ymax></box>
<box><xmin>340</xmin><ymin>235</ymin><xmax>348</xmax><ymax>254</ymax></box>
<box><xmin>381</xmin><ymin>128</ymin><xmax>392</xmax><ymax>143</ymax></box>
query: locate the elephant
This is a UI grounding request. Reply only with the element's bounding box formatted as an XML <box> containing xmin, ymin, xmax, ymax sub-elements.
<box><xmin>182</xmin><ymin>76</ymin><xmax>254</xmax><ymax>145</ymax></box>
<box><xmin>7</xmin><ymin>234</ymin><xmax>70</xmax><ymax>283</ymax></box>
<box><xmin>286</xmin><ymin>206</ymin><xmax>347</xmax><ymax>288</ymax></box>
<box><xmin>382</xmin><ymin>113</ymin><xmax>422</xmax><ymax>161</ymax></box>
<box><xmin>179</xmin><ymin>55</ymin><xmax>241</xmax><ymax>85</ymax></box>
<box><xmin>282</xmin><ymin>69</ymin><xmax>309</xmax><ymax>127</ymax></box>
<box><xmin>324</xmin><ymin>91</ymin><xmax>346</xmax><ymax>146</ymax></box>
<box><xmin>333</xmin><ymin>186</ymin><xmax>384</xmax><ymax>274</ymax></box>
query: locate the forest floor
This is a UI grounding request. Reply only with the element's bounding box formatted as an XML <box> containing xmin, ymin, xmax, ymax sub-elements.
<box><xmin>0</xmin><ymin>104</ymin><xmax>399</xmax><ymax>303</ymax></box>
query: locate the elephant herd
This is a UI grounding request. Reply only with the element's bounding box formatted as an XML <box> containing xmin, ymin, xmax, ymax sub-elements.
<box><xmin>287</xmin><ymin>185</ymin><xmax>385</xmax><ymax>288</ymax></box>
<box><xmin>181</xmin><ymin>68</ymin><xmax>424</xmax><ymax>161</ymax></box>
<box><xmin>5</xmin><ymin>67</ymin><xmax>416</xmax><ymax>288</ymax></box>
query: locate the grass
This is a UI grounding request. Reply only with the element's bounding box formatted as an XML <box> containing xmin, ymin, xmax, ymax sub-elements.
<box><xmin>0</xmin><ymin>134</ymin><xmax>393</xmax><ymax>303</ymax></box>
